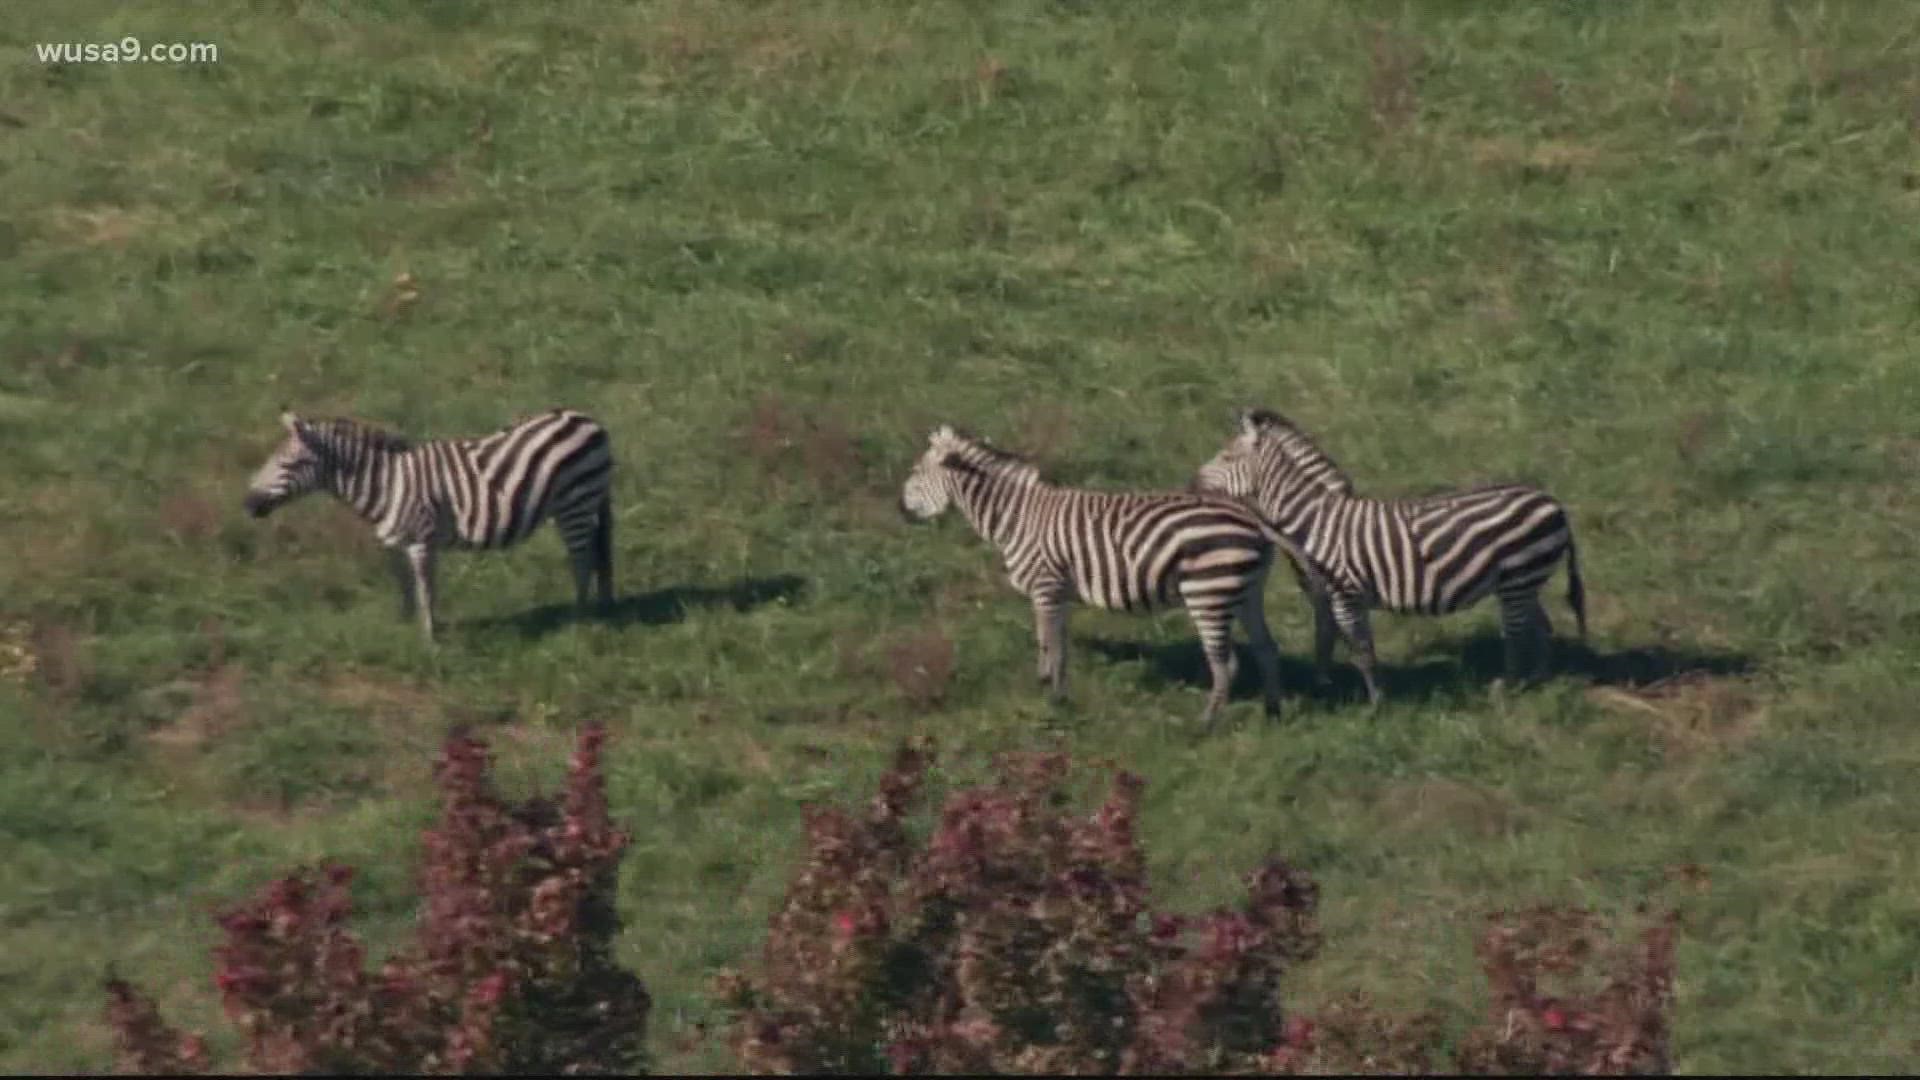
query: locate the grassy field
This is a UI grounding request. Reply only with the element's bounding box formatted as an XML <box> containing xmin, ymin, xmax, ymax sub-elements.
<box><xmin>4</xmin><ymin>0</ymin><xmax>1919</xmax><ymax>1072</ymax></box>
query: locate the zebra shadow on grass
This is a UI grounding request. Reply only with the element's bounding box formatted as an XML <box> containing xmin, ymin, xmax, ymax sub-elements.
<box><xmin>462</xmin><ymin>574</ymin><xmax>809</xmax><ymax>638</ymax></box>
<box><xmin>1082</xmin><ymin>629</ymin><xmax>1754</xmax><ymax>709</ymax></box>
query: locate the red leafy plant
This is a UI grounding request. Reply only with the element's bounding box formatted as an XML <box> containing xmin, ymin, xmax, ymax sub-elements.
<box><xmin>717</xmin><ymin>739</ymin><xmax>1324</xmax><ymax>1074</ymax></box>
<box><xmin>104</xmin><ymin>724</ymin><xmax>651</xmax><ymax>1075</ymax></box>
<box><xmin>1265</xmin><ymin>902</ymin><xmax>1677</xmax><ymax>1075</ymax></box>
<box><xmin>718</xmin><ymin>739</ymin><xmax>1679</xmax><ymax>1076</ymax></box>
<box><xmin>1450</xmin><ymin>904</ymin><xmax>1677</xmax><ymax>1075</ymax></box>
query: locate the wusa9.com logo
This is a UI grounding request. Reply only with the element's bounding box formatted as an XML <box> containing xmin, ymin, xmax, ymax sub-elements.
<box><xmin>35</xmin><ymin>37</ymin><xmax>217</xmax><ymax>64</ymax></box>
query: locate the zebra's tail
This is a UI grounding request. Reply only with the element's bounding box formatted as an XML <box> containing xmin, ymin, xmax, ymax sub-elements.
<box><xmin>1565</xmin><ymin>535</ymin><xmax>1588</xmax><ymax>640</ymax></box>
<box><xmin>1254</xmin><ymin>518</ymin><xmax>1329</xmax><ymax>599</ymax></box>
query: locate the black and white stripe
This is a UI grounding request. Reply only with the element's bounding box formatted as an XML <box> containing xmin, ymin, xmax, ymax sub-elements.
<box><xmin>1193</xmin><ymin>408</ymin><xmax>1586</xmax><ymax>703</ymax></box>
<box><xmin>901</xmin><ymin>424</ymin><xmax>1316</xmax><ymax>729</ymax></box>
<box><xmin>244</xmin><ymin>406</ymin><xmax>615</xmax><ymax>642</ymax></box>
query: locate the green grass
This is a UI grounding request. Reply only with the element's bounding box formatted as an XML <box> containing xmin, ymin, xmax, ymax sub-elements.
<box><xmin>4</xmin><ymin>0</ymin><xmax>1919</xmax><ymax>1071</ymax></box>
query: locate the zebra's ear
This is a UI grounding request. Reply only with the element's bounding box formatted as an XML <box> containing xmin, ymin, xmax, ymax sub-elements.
<box><xmin>939</xmin><ymin>451</ymin><xmax>979</xmax><ymax>476</ymax></box>
<box><xmin>930</xmin><ymin>424</ymin><xmax>956</xmax><ymax>445</ymax></box>
<box><xmin>279</xmin><ymin>407</ymin><xmax>301</xmax><ymax>434</ymax></box>
<box><xmin>1236</xmin><ymin>408</ymin><xmax>1261</xmax><ymax>437</ymax></box>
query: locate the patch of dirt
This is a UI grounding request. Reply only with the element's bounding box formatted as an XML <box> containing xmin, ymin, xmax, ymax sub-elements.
<box><xmin>0</xmin><ymin>619</ymin><xmax>37</xmax><ymax>684</ymax></box>
<box><xmin>48</xmin><ymin>204</ymin><xmax>170</xmax><ymax>249</ymax></box>
<box><xmin>1374</xmin><ymin>777</ymin><xmax>1517</xmax><ymax>839</ymax></box>
<box><xmin>1674</xmin><ymin>410</ymin><xmax>1720</xmax><ymax>466</ymax></box>
<box><xmin>146</xmin><ymin>665</ymin><xmax>247</xmax><ymax>751</ymax></box>
<box><xmin>1366</xmin><ymin>25</ymin><xmax>1425</xmax><ymax>132</ymax></box>
<box><xmin>1880</xmin><ymin>436</ymin><xmax>1920</xmax><ymax>472</ymax></box>
<box><xmin>146</xmin><ymin>620</ymin><xmax>247</xmax><ymax>752</ymax></box>
<box><xmin>487</xmin><ymin>720</ymin><xmax>576</xmax><ymax>760</ymax></box>
<box><xmin>933</xmin><ymin>567</ymin><xmax>1004</xmax><ymax>617</ymax></box>
<box><xmin>1585</xmin><ymin>672</ymin><xmax>1766</xmax><ymax>756</ymax></box>
<box><xmin>1011</xmin><ymin>401</ymin><xmax>1075</xmax><ymax>472</ymax></box>
<box><xmin>317</xmin><ymin>671</ymin><xmax>448</xmax><ymax>790</ymax></box>
<box><xmin>28</xmin><ymin>619</ymin><xmax>91</xmax><ymax>702</ymax></box>
<box><xmin>265</xmin><ymin>501</ymin><xmax>376</xmax><ymax>557</ymax></box>
<box><xmin>738</xmin><ymin>392</ymin><xmax>876</xmax><ymax>500</ymax></box>
<box><xmin>157</xmin><ymin>489</ymin><xmax>225</xmax><ymax>545</ymax></box>
<box><xmin>836</xmin><ymin>622</ymin><xmax>956</xmax><ymax>712</ymax></box>
<box><xmin>11</xmin><ymin>484</ymin><xmax>120</xmax><ymax>583</ymax></box>
<box><xmin>637</xmin><ymin>7</ymin><xmax>900</xmax><ymax>85</ymax></box>
<box><xmin>379</xmin><ymin>271</ymin><xmax>422</xmax><ymax>320</ymax></box>
<box><xmin>319</xmin><ymin>670</ymin><xmax>440</xmax><ymax>719</ymax></box>
<box><xmin>1468</xmin><ymin>137</ymin><xmax>1613</xmax><ymax>181</ymax></box>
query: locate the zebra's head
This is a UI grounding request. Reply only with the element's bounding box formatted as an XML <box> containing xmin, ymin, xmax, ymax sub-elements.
<box><xmin>1192</xmin><ymin>407</ymin><xmax>1354</xmax><ymax>506</ymax></box>
<box><xmin>899</xmin><ymin>425</ymin><xmax>970</xmax><ymax>522</ymax></box>
<box><xmin>900</xmin><ymin>424</ymin><xmax>1037</xmax><ymax>522</ymax></box>
<box><xmin>243</xmin><ymin>408</ymin><xmax>326</xmax><ymax>519</ymax></box>
<box><xmin>1190</xmin><ymin>408</ymin><xmax>1271</xmax><ymax>501</ymax></box>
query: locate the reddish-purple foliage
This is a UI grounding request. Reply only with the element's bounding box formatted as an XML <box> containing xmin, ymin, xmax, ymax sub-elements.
<box><xmin>104</xmin><ymin>724</ymin><xmax>651</xmax><ymax>1076</ymax></box>
<box><xmin>102</xmin><ymin>978</ymin><xmax>210</xmax><ymax>1075</ymax></box>
<box><xmin>720</xmin><ymin>740</ymin><xmax>1678</xmax><ymax>1076</ymax></box>
<box><xmin>1450</xmin><ymin>905</ymin><xmax>1677</xmax><ymax>1075</ymax></box>
<box><xmin>107</xmin><ymin>727</ymin><xmax>1678</xmax><ymax>1076</ymax></box>
<box><xmin>717</xmin><ymin>740</ymin><xmax>1325</xmax><ymax>1075</ymax></box>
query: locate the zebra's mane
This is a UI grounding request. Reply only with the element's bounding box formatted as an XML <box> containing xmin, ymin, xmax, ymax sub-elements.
<box><xmin>1246</xmin><ymin>409</ymin><xmax>1355</xmax><ymax>495</ymax></box>
<box><xmin>302</xmin><ymin>417</ymin><xmax>416</xmax><ymax>455</ymax></box>
<box><xmin>939</xmin><ymin>430</ymin><xmax>1042</xmax><ymax>482</ymax></box>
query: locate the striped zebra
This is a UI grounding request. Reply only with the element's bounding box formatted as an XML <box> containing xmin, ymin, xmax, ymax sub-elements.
<box><xmin>900</xmin><ymin>424</ymin><xmax>1325</xmax><ymax>730</ymax></box>
<box><xmin>1192</xmin><ymin>408</ymin><xmax>1586</xmax><ymax>704</ymax></box>
<box><xmin>243</xmin><ymin>406</ymin><xmax>615</xmax><ymax>643</ymax></box>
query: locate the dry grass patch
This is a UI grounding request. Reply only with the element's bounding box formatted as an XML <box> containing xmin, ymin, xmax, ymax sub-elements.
<box><xmin>263</xmin><ymin>499</ymin><xmax>379</xmax><ymax>558</ymax></box>
<box><xmin>1011</xmin><ymin>400</ymin><xmax>1075</xmax><ymax>470</ymax></box>
<box><xmin>156</xmin><ymin>489</ymin><xmax>225</xmax><ymax>547</ymax></box>
<box><xmin>626</xmin><ymin>3</ymin><xmax>905</xmax><ymax>86</ymax></box>
<box><xmin>1468</xmin><ymin>137</ymin><xmax>1615</xmax><ymax>181</ymax></box>
<box><xmin>0</xmin><ymin>619</ymin><xmax>38</xmax><ymax>685</ymax></box>
<box><xmin>836</xmin><ymin>621</ymin><xmax>956</xmax><ymax>712</ymax></box>
<box><xmin>145</xmin><ymin>666</ymin><xmax>247</xmax><ymax>752</ymax></box>
<box><xmin>1586</xmin><ymin>672</ymin><xmax>1767</xmax><ymax>757</ymax></box>
<box><xmin>28</xmin><ymin>619</ymin><xmax>92</xmax><ymax>704</ymax></box>
<box><xmin>1365</xmin><ymin>25</ymin><xmax>1425</xmax><ymax>133</ymax></box>
<box><xmin>738</xmin><ymin>392</ymin><xmax>878</xmax><ymax>504</ymax></box>
<box><xmin>45</xmin><ymin>205</ymin><xmax>171</xmax><ymax>250</ymax></box>
<box><xmin>1374</xmin><ymin>777</ymin><xmax>1518</xmax><ymax>840</ymax></box>
<box><xmin>145</xmin><ymin>620</ymin><xmax>246</xmax><ymax>753</ymax></box>
<box><xmin>6</xmin><ymin>484</ymin><xmax>121</xmax><ymax>586</ymax></box>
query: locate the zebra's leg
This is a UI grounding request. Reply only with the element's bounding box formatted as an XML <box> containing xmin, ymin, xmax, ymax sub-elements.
<box><xmin>407</xmin><ymin>542</ymin><xmax>438</xmax><ymax>644</ymax></box>
<box><xmin>1311</xmin><ymin>589</ymin><xmax>1337</xmax><ymax>688</ymax></box>
<box><xmin>1530</xmin><ymin>594</ymin><xmax>1554</xmax><ymax>679</ymax></box>
<box><xmin>1180</xmin><ymin>590</ymin><xmax>1239</xmax><ymax>732</ymax></box>
<box><xmin>1236</xmin><ymin>592</ymin><xmax>1285</xmax><ymax>720</ymax></box>
<box><xmin>1199</xmin><ymin>616</ymin><xmax>1238</xmax><ymax>733</ymax></box>
<box><xmin>1032</xmin><ymin>593</ymin><xmax>1071</xmax><ymax>700</ymax></box>
<box><xmin>1329</xmin><ymin>594</ymin><xmax>1382</xmax><ymax>706</ymax></box>
<box><xmin>1508</xmin><ymin>590</ymin><xmax>1553</xmax><ymax>682</ymax></box>
<box><xmin>1033</xmin><ymin>600</ymin><xmax>1054</xmax><ymax>685</ymax></box>
<box><xmin>1496</xmin><ymin>586</ymin><xmax>1544</xmax><ymax>684</ymax></box>
<box><xmin>556</xmin><ymin>507</ymin><xmax>598</xmax><ymax>614</ymax></box>
<box><xmin>389</xmin><ymin>546</ymin><xmax>417</xmax><ymax>622</ymax></box>
<box><xmin>1288</xmin><ymin>557</ymin><xmax>1336</xmax><ymax>689</ymax></box>
<box><xmin>592</xmin><ymin>495</ymin><xmax>615</xmax><ymax>608</ymax></box>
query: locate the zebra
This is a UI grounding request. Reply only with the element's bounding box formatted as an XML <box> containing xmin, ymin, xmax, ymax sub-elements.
<box><xmin>899</xmin><ymin>424</ymin><xmax>1327</xmax><ymax>730</ymax></box>
<box><xmin>243</xmin><ymin>406</ymin><xmax>615</xmax><ymax>643</ymax></box>
<box><xmin>1191</xmin><ymin>408</ymin><xmax>1586</xmax><ymax>704</ymax></box>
